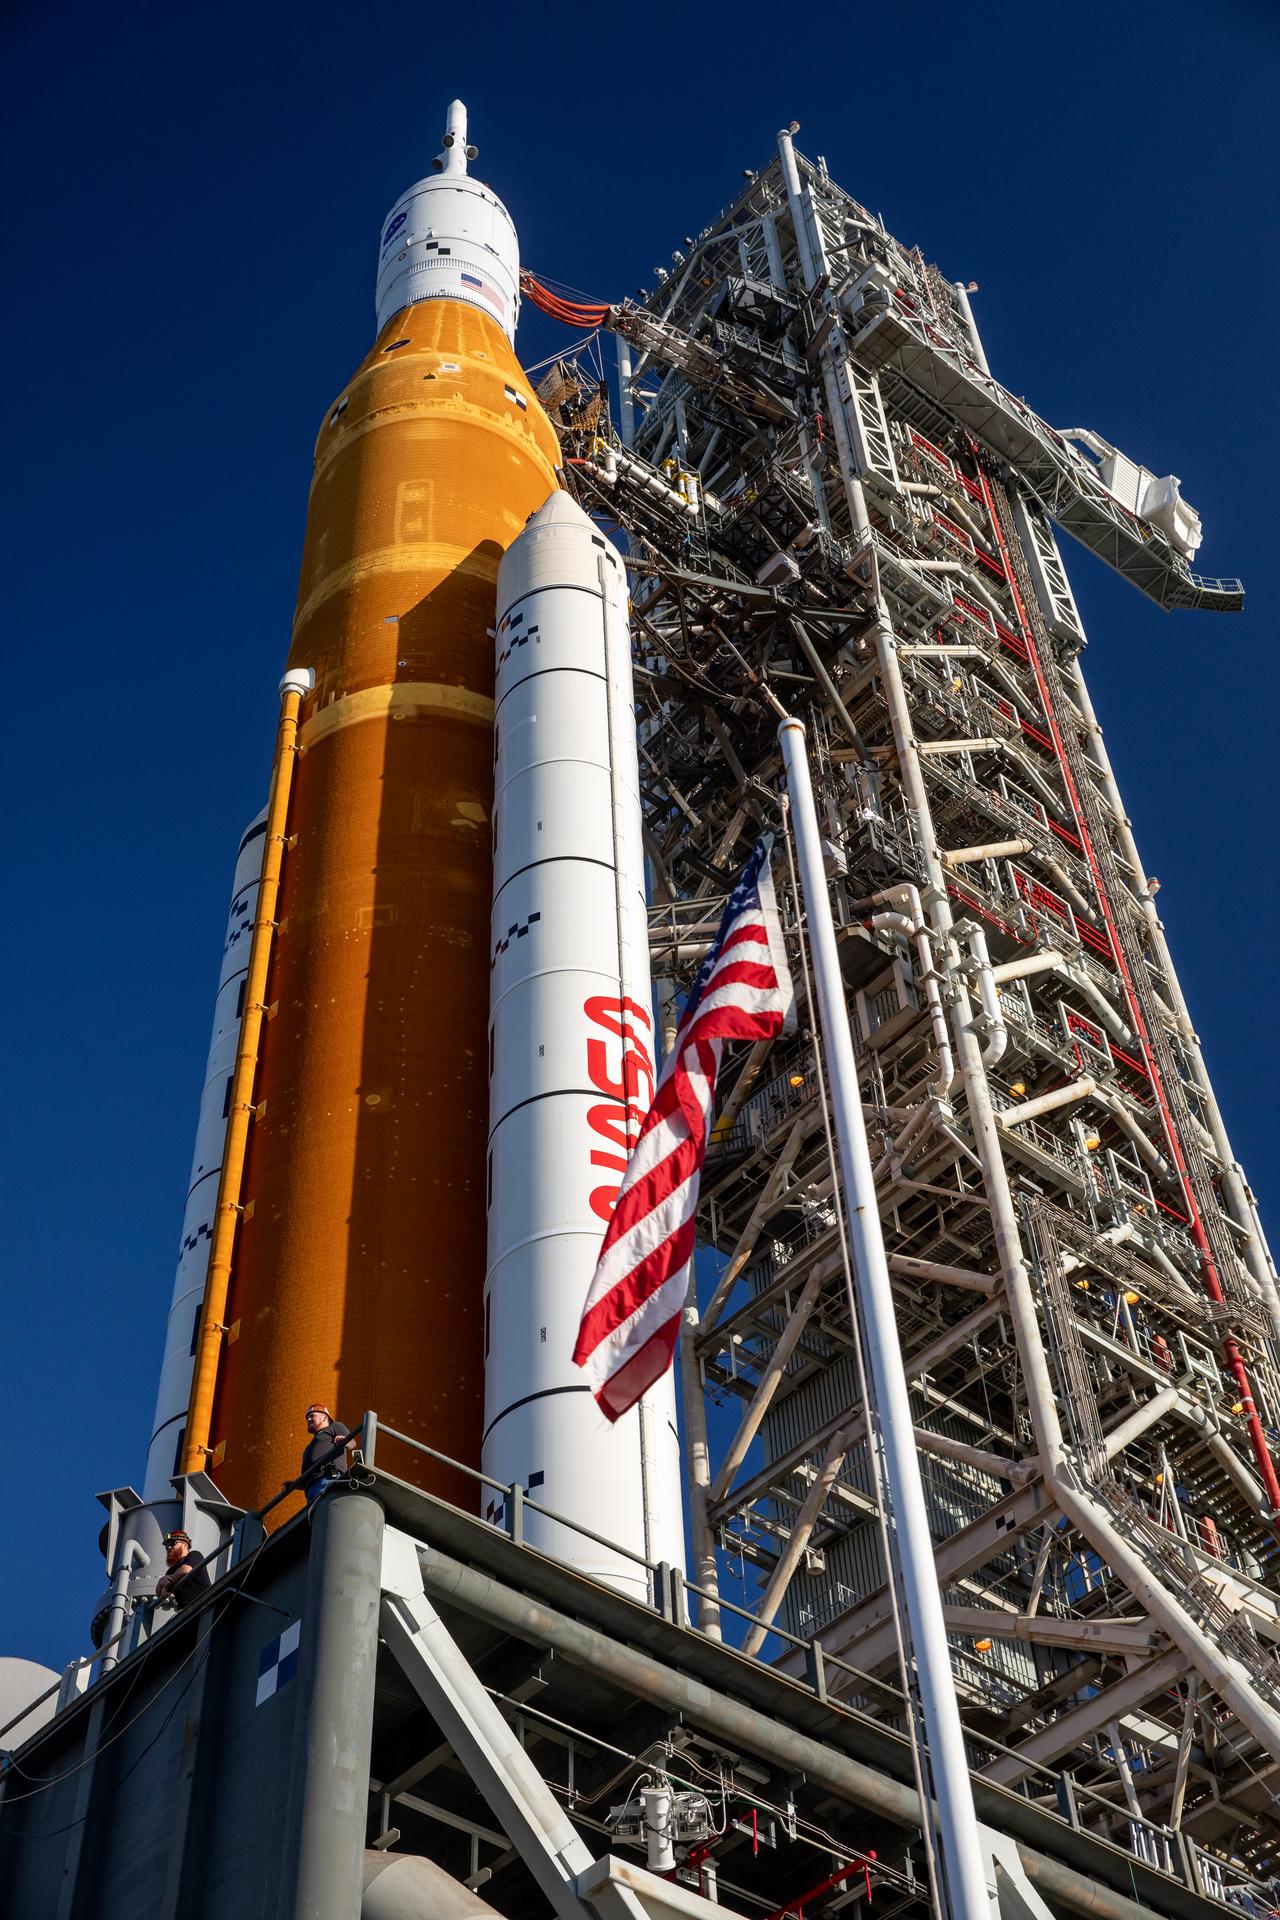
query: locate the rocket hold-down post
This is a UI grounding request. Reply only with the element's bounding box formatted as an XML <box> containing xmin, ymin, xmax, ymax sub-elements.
<box><xmin>175</xmin><ymin>105</ymin><xmax>567</xmax><ymax>1514</ymax></box>
<box><xmin>485</xmin><ymin>496</ymin><xmax>685</xmax><ymax>1589</ymax></box>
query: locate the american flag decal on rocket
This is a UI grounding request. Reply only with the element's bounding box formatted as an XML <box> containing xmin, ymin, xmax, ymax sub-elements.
<box><xmin>573</xmin><ymin>837</ymin><xmax>794</xmax><ymax>1421</ymax></box>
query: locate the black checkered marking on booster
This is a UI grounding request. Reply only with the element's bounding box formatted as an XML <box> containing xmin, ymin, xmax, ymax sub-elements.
<box><xmin>497</xmin><ymin>611</ymin><xmax>540</xmax><ymax>667</ymax></box>
<box><xmin>491</xmin><ymin>911</ymin><xmax>541</xmax><ymax>968</ymax></box>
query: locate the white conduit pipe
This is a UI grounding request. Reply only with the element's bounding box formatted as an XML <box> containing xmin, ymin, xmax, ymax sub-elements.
<box><xmin>899</xmin><ymin>483</ymin><xmax>989</xmax><ymax>545</ymax></box>
<box><xmin>992</xmin><ymin>949</ymin><xmax>1134</xmax><ymax>1048</ymax></box>
<box><xmin>915</xmin><ymin>736</ymin><xmax>1006</xmax><ymax>757</ymax></box>
<box><xmin>1090</xmin><ymin>1086</ymin><xmax>1172</xmax><ymax>1180</ymax></box>
<box><xmin>868</xmin><ymin>895</ymin><xmax>956</xmax><ymax>1099</ymax></box>
<box><xmin>963</xmin><ymin>922</ymin><xmax>1008</xmax><ymax>1067</ymax></box>
<box><xmin>913</xmin><ymin>1425</ymin><xmax>1037</xmax><ymax>1487</ymax></box>
<box><xmin>1102</xmin><ymin>1386</ymin><xmax>1182</xmax><ymax>1460</ymax></box>
<box><xmin>1099</xmin><ymin>1223</ymin><xmax>1199</xmax><ymax>1302</ymax></box>
<box><xmin>1172</xmin><ymin>1396</ymin><xmax>1270</xmax><ymax>1518</ymax></box>
<box><xmin>908</xmin><ymin>561</ymin><xmax>1008</xmax><ymax>626</ymax></box>
<box><xmin>888</xmin><ymin>1253</ymin><xmax>1000</xmax><ymax>1296</ymax></box>
<box><xmin>999</xmin><ymin>1075</ymin><xmax>1096</xmax><ymax>1129</ymax></box>
<box><xmin>99</xmin><ymin>1541</ymin><xmax>150</xmax><ymax>1676</ymax></box>
<box><xmin>741</xmin><ymin>1427</ymin><xmax>853</xmax><ymax>1657</ymax></box>
<box><xmin>953</xmin><ymin>280</ymin><xmax>992</xmax><ymax>375</ymax></box>
<box><xmin>984</xmin><ymin>654</ymin><xmax>1041</xmax><ymax>720</ymax></box>
<box><xmin>779</xmin><ymin>714</ymin><xmax>992</xmax><ymax>1920</ymax></box>
<box><xmin>889</xmin><ymin>1101</ymin><xmax>936</xmax><ymax>1160</ymax></box>
<box><xmin>1038</xmin><ymin>852</ymin><xmax>1096</xmax><ymax>923</ymax></box>
<box><xmin>942</xmin><ymin>839</ymin><xmax>1033</xmax><ymax>867</ymax></box>
<box><xmin>592</xmin><ymin>445</ymin><xmax>701</xmax><ymax>518</ymax></box>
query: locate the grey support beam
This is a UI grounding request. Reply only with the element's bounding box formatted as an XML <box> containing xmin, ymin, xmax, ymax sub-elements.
<box><xmin>984</xmin><ymin>1650</ymin><xmax>1190</xmax><ymax>1788</ymax></box>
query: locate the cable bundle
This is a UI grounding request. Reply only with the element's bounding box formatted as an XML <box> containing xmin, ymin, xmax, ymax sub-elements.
<box><xmin>521</xmin><ymin>269</ymin><xmax>612</xmax><ymax>329</ymax></box>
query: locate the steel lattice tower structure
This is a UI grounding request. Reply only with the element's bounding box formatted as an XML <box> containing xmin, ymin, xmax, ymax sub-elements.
<box><xmin>536</xmin><ymin>128</ymin><xmax>1280</xmax><ymax>1878</ymax></box>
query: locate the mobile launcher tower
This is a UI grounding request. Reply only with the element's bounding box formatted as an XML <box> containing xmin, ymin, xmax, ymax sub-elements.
<box><xmin>4</xmin><ymin>106</ymin><xmax>1280</xmax><ymax>1920</ymax></box>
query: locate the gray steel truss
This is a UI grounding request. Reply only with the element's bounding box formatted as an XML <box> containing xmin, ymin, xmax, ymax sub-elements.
<box><xmin>531</xmin><ymin>121</ymin><xmax>1279</xmax><ymax>1900</ymax></box>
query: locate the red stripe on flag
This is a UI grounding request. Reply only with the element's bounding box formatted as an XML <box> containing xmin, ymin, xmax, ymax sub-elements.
<box><xmin>573</xmin><ymin>1214</ymin><xmax>698</xmax><ymax>1359</ymax></box>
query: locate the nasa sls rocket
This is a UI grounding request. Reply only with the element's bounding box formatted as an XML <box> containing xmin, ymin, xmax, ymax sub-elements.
<box><xmin>122</xmin><ymin>100</ymin><xmax>684</xmax><ymax>1582</ymax></box>
<box><xmin>173</xmin><ymin>102</ymin><xmax>560</xmax><ymax>1512</ymax></box>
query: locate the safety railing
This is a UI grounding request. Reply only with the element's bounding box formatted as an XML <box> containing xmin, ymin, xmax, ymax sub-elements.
<box><xmin>18</xmin><ymin>1411</ymin><xmax>1274</xmax><ymax>1919</ymax></box>
<box><xmin>349</xmin><ymin>1414</ymin><xmax>1268</xmax><ymax>1912</ymax></box>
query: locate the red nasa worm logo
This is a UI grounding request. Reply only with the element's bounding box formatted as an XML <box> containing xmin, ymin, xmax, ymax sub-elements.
<box><xmin>584</xmin><ymin>996</ymin><xmax>655</xmax><ymax>1223</ymax></box>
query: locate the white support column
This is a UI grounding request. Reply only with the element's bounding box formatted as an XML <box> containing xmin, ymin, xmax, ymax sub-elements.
<box><xmin>778</xmin><ymin>717</ymin><xmax>993</xmax><ymax>1920</ymax></box>
<box><xmin>616</xmin><ymin>334</ymin><xmax>636</xmax><ymax>448</ymax></box>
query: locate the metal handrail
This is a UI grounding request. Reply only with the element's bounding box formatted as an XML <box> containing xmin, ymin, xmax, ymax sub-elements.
<box><xmin>352</xmin><ymin>1410</ymin><xmax>1271</xmax><ymax>1905</ymax></box>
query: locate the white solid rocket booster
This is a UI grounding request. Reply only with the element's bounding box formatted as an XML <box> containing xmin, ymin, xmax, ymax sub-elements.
<box><xmin>142</xmin><ymin>810</ymin><xmax>266</xmax><ymax>1502</ymax></box>
<box><xmin>484</xmin><ymin>492</ymin><xmax>685</xmax><ymax>1593</ymax></box>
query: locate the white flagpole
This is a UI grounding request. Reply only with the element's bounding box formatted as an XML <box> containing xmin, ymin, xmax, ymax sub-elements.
<box><xmin>778</xmin><ymin>716</ymin><xmax>991</xmax><ymax>1920</ymax></box>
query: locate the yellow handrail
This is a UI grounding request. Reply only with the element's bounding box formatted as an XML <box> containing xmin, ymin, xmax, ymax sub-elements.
<box><xmin>180</xmin><ymin>676</ymin><xmax>306</xmax><ymax>1474</ymax></box>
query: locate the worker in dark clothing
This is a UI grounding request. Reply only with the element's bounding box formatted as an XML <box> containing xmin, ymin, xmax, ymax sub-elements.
<box><xmin>155</xmin><ymin>1530</ymin><xmax>212</xmax><ymax>1609</ymax></box>
<box><xmin>301</xmin><ymin>1404</ymin><xmax>353</xmax><ymax>1504</ymax></box>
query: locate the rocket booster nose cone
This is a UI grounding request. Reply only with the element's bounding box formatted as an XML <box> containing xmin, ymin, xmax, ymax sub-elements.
<box><xmin>498</xmin><ymin>492</ymin><xmax>626</xmax><ymax>612</ymax></box>
<box><xmin>522</xmin><ymin>490</ymin><xmax>595</xmax><ymax>532</ymax></box>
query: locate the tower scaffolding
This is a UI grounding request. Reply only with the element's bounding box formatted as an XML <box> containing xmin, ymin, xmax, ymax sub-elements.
<box><xmin>537</xmin><ymin>128</ymin><xmax>1280</xmax><ymax>1894</ymax></box>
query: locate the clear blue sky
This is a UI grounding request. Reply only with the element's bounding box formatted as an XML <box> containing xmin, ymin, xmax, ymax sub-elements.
<box><xmin>2</xmin><ymin>1</ymin><xmax>1276</xmax><ymax>1668</ymax></box>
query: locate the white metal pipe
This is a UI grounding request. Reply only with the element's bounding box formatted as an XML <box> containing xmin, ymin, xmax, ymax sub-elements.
<box><xmin>913</xmin><ymin>1425</ymin><xmax>1036</xmax><ymax>1487</ymax></box>
<box><xmin>999</xmin><ymin>1076</ymin><xmax>1096</xmax><ymax>1129</ymax></box>
<box><xmin>964</xmin><ymin>922</ymin><xmax>1008</xmax><ymax>1067</ymax></box>
<box><xmin>915</xmin><ymin>736</ymin><xmax>1006</xmax><ymax>757</ymax></box>
<box><xmin>1038</xmin><ymin>851</ymin><xmax>1095</xmax><ymax>922</ymax></box>
<box><xmin>678</xmin><ymin>1305</ymin><xmax>722</xmax><ymax>1640</ymax></box>
<box><xmin>1090</xmin><ymin>1086</ymin><xmax>1172</xmax><ymax>1179</ymax></box>
<box><xmin>778</xmin><ymin>715</ymin><xmax>992</xmax><ymax>1920</ymax></box>
<box><xmin>953</xmin><ymin>282</ymin><xmax>991</xmax><ymax>375</ymax></box>
<box><xmin>706</xmin><ymin>1261</ymin><xmax>827</xmax><ymax>1506</ymax></box>
<box><xmin>615</xmin><ymin>334</ymin><xmax>636</xmax><ymax>448</ymax></box>
<box><xmin>776</xmin><ymin>126</ymin><xmax>824</xmax><ymax>289</ymax></box>
<box><xmin>1102</xmin><ymin>1387</ymin><xmax>1181</xmax><ymax>1460</ymax></box>
<box><xmin>867</xmin><ymin>887</ymin><xmax>956</xmax><ymax>1099</ymax></box>
<box><xmin>992</xmin><ymin>949</ymin><xmax>1133</xmax><ymax>1047</ymax></box>
<box><xmin>889</xmin><ymin>1253</ymin><xmax>1000</xmax><ymax>1296</ymax></box>
<box><xmin>99</xmin><ymin>1541</ymin><xmax>149</xmax><ymax>1676</ymax></box>
<box><xmin>889</xmin><ymin>1102</ymin><xmax>935</xmax><ymax>1160</ymax></box>
<box><xmin>942</xmin><ymin>840</ymin><xmax>1032</xmax><ymax>867</ymax></box>
<box><xmin>741</xmin><ymin>1425</ymin><xmax>853</xmax><ymax>1657</ymax></box>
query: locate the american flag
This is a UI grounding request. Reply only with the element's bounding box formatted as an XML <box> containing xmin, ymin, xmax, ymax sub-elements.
<box><xmin>573</xmin><ymin>837</ymin><xmax>794</xmax><ymax>1421</ymax></box>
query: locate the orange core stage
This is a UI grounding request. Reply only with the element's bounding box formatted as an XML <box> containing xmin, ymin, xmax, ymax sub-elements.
<box><xmin>208</xmin><ymin>297</ymin><xmax>560</xmax><ymax>1514</ymax></box>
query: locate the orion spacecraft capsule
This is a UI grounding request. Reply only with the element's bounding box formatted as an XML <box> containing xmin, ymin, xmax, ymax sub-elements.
<box><xmin>485</xmin><ymin>495</ymin><xmax>684</xmax><ymax>1588</ymax></box>
<box><xmin>126</xmin><ymin>100</ymin><xmax>684</xmax><ymax>1587</ymax></box>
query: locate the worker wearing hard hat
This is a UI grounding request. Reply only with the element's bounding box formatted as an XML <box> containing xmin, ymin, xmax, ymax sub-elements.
<box><xmin>301</xmin><ymin>1404</ymin><xmax>354</xmax><ymax>1504</ymax></box>
<box><xmin>155</xmin><ymin>1530</ymin><xmax>212</xmax><ymax>1609</ymax></box>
